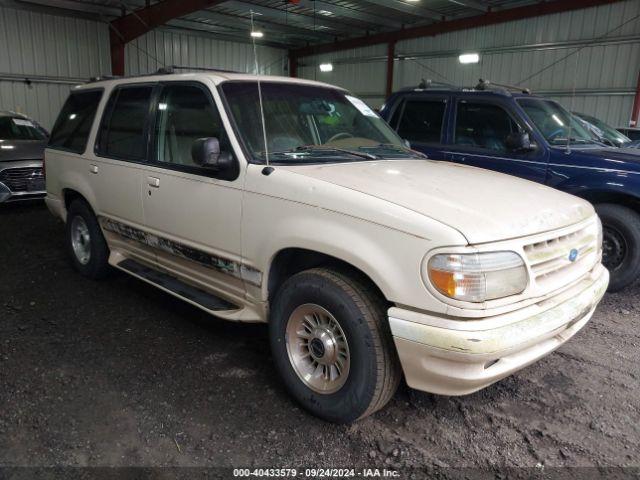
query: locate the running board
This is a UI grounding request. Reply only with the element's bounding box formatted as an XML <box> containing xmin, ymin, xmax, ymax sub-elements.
<box><xmin>117</xmin><ymin>259</ymin><xmax>238</xmax><ymax>312</ymax></box>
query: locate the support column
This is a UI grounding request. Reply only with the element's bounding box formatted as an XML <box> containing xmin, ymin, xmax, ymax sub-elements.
<box><xmin>289</xmin><ymin>54</ymin><xmax>298</xmax><ymax>78</ymax></box>
<box><xmin>631</xmin><ymin>69</ymin><xmax>640</xmax><ymax>127</ymax></box>
<box><xmin>110</xmin><ymin>31</ymin><xmax>125</xmax><ymax>76</ymax></box>
<box><xmin>385</xmin><ymin>41</ymin><xmax>396</xmax><ymax>98</ymax></box>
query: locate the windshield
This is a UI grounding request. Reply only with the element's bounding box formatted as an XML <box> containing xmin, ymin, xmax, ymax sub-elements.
<box><xmin>221</xmin><ymin>81</ymin><xmax>419</xmax><ymax>163</ymax></box>
<box><xmin>576</xmin><ymin>113</ymin><xmax>631</xmax><ymax>146</ymax></box>
<box><xmin>517</xmin><ymin>99</ymin><xmax>595</xmax><ymax>146</ymax></box>
<box><xmin>0</xmin><ymin>116</ymin><xmax>47</xmax><ymax>141</ymax></box>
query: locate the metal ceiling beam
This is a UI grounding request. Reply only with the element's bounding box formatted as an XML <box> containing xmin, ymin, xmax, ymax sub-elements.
<box><xmin>358</xmin><ymin>0</ymin><xmax>445</xmax><ymax>22</ymax></box>
<box><xmin>222</xmin><ymin>0</ymin><xmax>366</xmax><ymax>34</ymax></box>
<box><xmin>293</xmin><ymin>0</ymin><xmax>403</xmax><ymax>29</ymax></box>
<box><xmin>17</xmin><ymin>0</ymin><xmax>118</xmax><ymax>17</ymax></box>
<box><xmin>110</xmin><ymin>0</ymin><xmax>228</xmax><ymax>75</ymax></box>
<box><xmin>186</xmin><ymin>9</ymin><xmax>335</xmax><ymax>41</ymax></box>
<box><xmin>167</xmin><ymin>18</ymin><xmax>294</xmax><ymax>48</ymax></box>
<box><xmin>446</xmin><ymin>0</ymin><xmax>488</xmax><ymax>13</ymax></box>
<box><xmin>291</xmin><ymin>0</ymin><xmax>627</xmax><ymax>58</ymax></box>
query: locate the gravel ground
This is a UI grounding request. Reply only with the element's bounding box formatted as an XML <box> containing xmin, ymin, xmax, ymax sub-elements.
<box><xmin>1</xmin><ymin>202</ymin><xmax>639</xmax><ymax>478</ymax></box>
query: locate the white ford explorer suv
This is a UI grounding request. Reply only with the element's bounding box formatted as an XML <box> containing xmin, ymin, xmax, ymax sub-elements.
<box><xmin>44</xmin><ymin>71</ymin><xmax>608</xmax><ymax>423</ymax></box>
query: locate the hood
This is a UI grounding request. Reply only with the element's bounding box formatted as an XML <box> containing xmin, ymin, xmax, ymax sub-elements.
<box><xmin>281</xmin><ymin>160</ymin><xmax>593</xmax><ymax>244</ymax></box>
<box><xmin>0</xmin><ymin>140</ymin><xmax>47</xmax><ymax>162</ymax></box>
<box><xmin>552</xmin><ymin>145</ymin><xmax>640</xmax><ymax>172</ymax></box>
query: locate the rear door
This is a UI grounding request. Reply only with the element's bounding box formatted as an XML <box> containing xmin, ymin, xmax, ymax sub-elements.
<box><xmin>444</xmin><ymin>98</ymin><xmax>548</xmax><ymax>183</ymax></box>
<box><xmin>388</xmin><ymin>95</ymin><xmax>450</xmax><ymax>160</ymax></box>
<box><xmin>92</xmin><ymin>83</ymin><xmax>156</xmax><ymax>265</ymax></box>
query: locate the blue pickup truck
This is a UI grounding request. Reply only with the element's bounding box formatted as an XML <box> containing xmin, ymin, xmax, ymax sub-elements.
<box><xmin>380</xmin><ymin>82</ymin><xmax>640</xmax><ymax>291</ymax></box>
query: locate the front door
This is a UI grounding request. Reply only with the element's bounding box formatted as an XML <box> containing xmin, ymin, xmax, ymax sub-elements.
<box><xmin>444</xmin><ymin>99</ymin><xmax>548</xmax><ymax>183</ymax></box>
<box><xmin>139</xmin><ymin>82</ymin><xmax>246</xmax><ymax>305</ymax></box>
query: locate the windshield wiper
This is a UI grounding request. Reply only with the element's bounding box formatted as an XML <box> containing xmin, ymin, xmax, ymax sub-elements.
<box><xmin>294</xmin><ymin>145</ymin><xmax>378</xmax><ymax>160</ymax></box>
<box><xmin>360</xmin><ymin>143</ymin><xmax>427</xmax><ymax>158</ymax></box>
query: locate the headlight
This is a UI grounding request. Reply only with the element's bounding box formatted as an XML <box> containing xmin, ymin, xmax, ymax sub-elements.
<box><xmin>427</xmin><ymin>251</ymin><xmax>528</xmax><ymax>303</ymax></box>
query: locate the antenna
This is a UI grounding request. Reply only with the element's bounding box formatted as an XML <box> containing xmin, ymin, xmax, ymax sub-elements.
<box><xmin>566</xmin><ymin>52</ymin><xmax>580</xmax><ymax>155</ymax></box>
<box><xmin>251</xmin><ymin>10</ymin><xmax>270</xmax><ymax>166</ymax></box>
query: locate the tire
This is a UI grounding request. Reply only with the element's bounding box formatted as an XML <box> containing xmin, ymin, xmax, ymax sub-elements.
<box><xmin>269</xmin><ymin>267</ymin><xmax>401</xmax><ymax>423</ymax></box>
<box><xmin>596</xmin><ymin>203</ymin><xmax>640</xmax><ymax>292</ymax></box>
<box><xmin>65</xmin><ymin>199</ymin><xmax>111</xmax><ymax>279</ymax></box>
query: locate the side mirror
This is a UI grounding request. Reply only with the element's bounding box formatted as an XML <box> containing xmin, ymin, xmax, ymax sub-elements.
<box><xmin>192</xmin><ymin>137</ymin><xmax>234</xmax><ymax>167</ymax></box>
<box><xmin>506</xmin><ymin>132</ymin><xmax>534</xmax><ymax>152</ymax></box>
<box><xmin>191</xmin><ymin>137</ymin><xmax>238</xmax><ymax>180</ymax></box>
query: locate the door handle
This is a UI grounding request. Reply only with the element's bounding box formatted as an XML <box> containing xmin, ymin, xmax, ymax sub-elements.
<box><xmin>147</xmin><ymin>176</ymin><xmax>160</xmax><ymax>188</ymax></box>
<box><xmin>89</xmin><ymin>165</ymin><xmax>98</xmax><ymax>174</ymax></box>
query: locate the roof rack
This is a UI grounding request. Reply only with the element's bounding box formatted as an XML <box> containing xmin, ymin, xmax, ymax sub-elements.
<box><xmin>88</xmin><ymin>75</ymin><xmax>121</xmax><ymax>83</ymax></box>
<box><xmin>158</xmin><ymin>65</ymin><xmax>242</xmax><ymax>74</ymax></box>
<box><xmin>85</xmin><ymin>65</ymin><xmax>243</xmax><ymax>84</ymax></box>
<box><xmin>475</xmin><ymin>79</ymin><xmax>531</xmax><ymax>95</ymax></box>
<box><xmin>401</xmin><ymin>78</ymin><xmax>460</xmax><ymax>92</ymax></box>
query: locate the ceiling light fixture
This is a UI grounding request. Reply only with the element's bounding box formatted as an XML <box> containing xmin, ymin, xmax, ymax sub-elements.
<box><xmin>459</xmin><ymin>53</ymin><xmax>480</xmax><ymax>64</ymax></box>
<box><xmin>250</xmin><ymin>31</ymin><xmax>264</xmax><ymax>38</ymax></box>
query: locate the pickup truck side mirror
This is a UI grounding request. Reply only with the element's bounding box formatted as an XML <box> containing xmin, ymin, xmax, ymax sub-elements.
<box><xmin>191</xmin><ymin>137</ymin><xmax>238</xmax><ymax>180</ymax></box>
<box><xmin>506</xmin><ymin>132</ymin><xmax>535</xmax><ymax>152</ymax></box>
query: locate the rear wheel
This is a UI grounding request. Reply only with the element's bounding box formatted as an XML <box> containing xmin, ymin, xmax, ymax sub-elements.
<box><xmin>65</xmin><ymin>199</ymin><xmax>111</xmax><ymax>279</ymax></box>
<box><xmin>269</xmin><ymin>267</ymin><xmax>401</xmax><ymax>423</ymax></box>
<box><xmin>596</xmin><ymin>203</ymin><xmax>640</xmax><ymax>292</ymax></box>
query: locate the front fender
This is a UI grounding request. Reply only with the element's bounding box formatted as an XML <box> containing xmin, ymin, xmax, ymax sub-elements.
<box><xmin>551</xmin><ymin>169</ymin><xmax>640</xmax><ymax>205</ymax></box>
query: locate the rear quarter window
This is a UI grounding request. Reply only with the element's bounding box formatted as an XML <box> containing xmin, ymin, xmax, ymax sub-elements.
<box><xmin>48</xmin><ymin>90</ymin><xmax>103</xmax><ymax>154</ymax></box>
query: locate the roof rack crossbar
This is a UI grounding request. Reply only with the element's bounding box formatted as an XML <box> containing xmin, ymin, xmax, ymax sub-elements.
<box><xmin>162</xmin><ymin>65</ymin><xmax>243</xmax><ymax>74</ymax></box>
<box><xmin>475</xmin><ymin>79</ymin><xmax>531</xmax><ymax>95</ymax></box>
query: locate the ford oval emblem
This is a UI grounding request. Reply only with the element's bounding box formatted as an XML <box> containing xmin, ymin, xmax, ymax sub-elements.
<box><xmin>569</xmin><ymin>248</ymin><xmax>579</xmax><ymax>262</ymax></box>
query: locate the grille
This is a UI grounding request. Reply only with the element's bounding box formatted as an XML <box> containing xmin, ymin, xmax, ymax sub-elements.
<box><xmin>524</xmin><ymin>222</ymin><xmax>599</xmax><ymax>291</ymax></box>
<box><xmin>0</xmin><ymin>167</ymin><xmax>45</xmax><ymax>193</ymax></box>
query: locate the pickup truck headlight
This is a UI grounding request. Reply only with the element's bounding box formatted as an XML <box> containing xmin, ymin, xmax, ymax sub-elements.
<box><xmin>427</xmin><ymin>252</ymin><xmax>528</xmax><ymax>302</ymax></box>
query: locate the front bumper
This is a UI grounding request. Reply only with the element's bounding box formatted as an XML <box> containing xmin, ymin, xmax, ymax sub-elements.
<box><xmin>389</xmin><ymin>264</ymin><xmax>609</xmax><ymax>396</ymax></box>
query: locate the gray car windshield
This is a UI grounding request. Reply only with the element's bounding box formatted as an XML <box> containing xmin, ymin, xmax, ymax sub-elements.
<box><xmin>0</xmin><ymin>116</ymin><xmax>47</xmax><ymax>141</ymax></box>
<box><xmin>221</xmin><ymin>81</ymin><xmax>420</xmax><ymax>163</ymax></box>
<box><xmin>517</xmin><ymin>98</ymin><xmax>595</xmax><ymax>146</ymax></box>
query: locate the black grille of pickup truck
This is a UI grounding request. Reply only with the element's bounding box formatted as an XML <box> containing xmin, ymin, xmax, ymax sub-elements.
<box><xmin>0</xmin><ymin>167</ymin><xmax>45</xmax><ymax>193</ymax></box>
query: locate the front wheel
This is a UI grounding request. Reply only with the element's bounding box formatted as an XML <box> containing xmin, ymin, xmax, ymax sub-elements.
<box><xmin>269</xmin><ymin>268</ymin><xmax>401</xmax><ymax>423</ymax></box>
<box><xmin>596</xmin><ymin>203</ymin><xmax>640</xmax><ymax>292</ymax></box>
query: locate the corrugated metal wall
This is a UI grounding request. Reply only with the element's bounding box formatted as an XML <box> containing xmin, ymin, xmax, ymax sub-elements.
<box><xmin>0</xmin><ymin>6</ymin><xmax>286</xmax><ymax>130</ymax></box>
<box><xmin>0</xmin><ymin>5</ymin><xmax>110</xmax><ymax>129</ymax></box>
<box><xmin>126</xmin><ymin>30</ymin><xmax>286</xmax><ymax>77</ymax></box>
<box><xmin>299</xmin><ymin>0</ymin><xmax>640</xmax><ymax>127</ymax></box>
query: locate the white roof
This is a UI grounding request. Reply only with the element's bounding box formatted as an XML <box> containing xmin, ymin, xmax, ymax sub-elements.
<box><xmin>74</xmin><ymin>71</ymin><xmax>341</xmax><ymax>91</ymax></box>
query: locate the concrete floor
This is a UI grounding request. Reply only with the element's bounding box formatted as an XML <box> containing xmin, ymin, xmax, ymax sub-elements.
<box><xmin>1</xmin><ymin>202</ymin><xmax>639</xmax><ymax>478</ymax></box>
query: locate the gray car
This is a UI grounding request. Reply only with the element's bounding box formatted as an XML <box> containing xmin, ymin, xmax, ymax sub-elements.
<box><xmin>0</xmin><ymin>111</ymin><xmax>48</xmax><ymax>203</ymax></box>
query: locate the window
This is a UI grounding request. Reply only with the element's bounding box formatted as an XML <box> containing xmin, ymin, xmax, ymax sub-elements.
<box><xmin>0</xmin><ymin>117</ymin><xmax>47</xmax><ymax>141</ymax></box>
<box><xmin>49</xmin><ymin>90</ymin><xmax>102</xmax><ymax>153</ymax></box>
<box><xmin>98</xmin><ymin>86</ymin><xmax>153</xmax><ymax>160</ymax></box>
<box><xmin>154</xmin><ymin>84</ymin><xmax>226</xmax><ymax>167</ymax></box>
<box><xmin>221</xmin><ymin>82</ymin><xmax>404</xmax><ymax>163</ymax></box>
<box><xmin>397</xmin><ymin>99</ymin><xmax>446</xmax><ymax>144</ymax></box>
<box><xmin>454</xmin><ymin>102</ymin><xmax>520</xmax><ymax>152</ymax></box>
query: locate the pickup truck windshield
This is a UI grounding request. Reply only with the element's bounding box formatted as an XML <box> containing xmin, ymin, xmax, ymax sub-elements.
<box><xmin>517</xmin><ymin>98</ymin><xmax>595</xmax><ymax>146</ymax></box>
<box><xmin>221</xmin><ymin>81</ymin><xmax>418</xmax><ymax>163</ymax></box>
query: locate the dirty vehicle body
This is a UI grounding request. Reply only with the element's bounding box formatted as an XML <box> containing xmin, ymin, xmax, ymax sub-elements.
<box><xmin>0</xmin><ymin>111</ymin><xmax>48</xmax><ymax>203</ymax></box>
<box><xmin>381</xmin><ymin>86</ymin><xmax>640</xmax><ymax>292</ymax></box>
<box><xmin>45</xmin><ymin>72</ymin><xmax>608</xmax><ymax>422</ymax></box>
